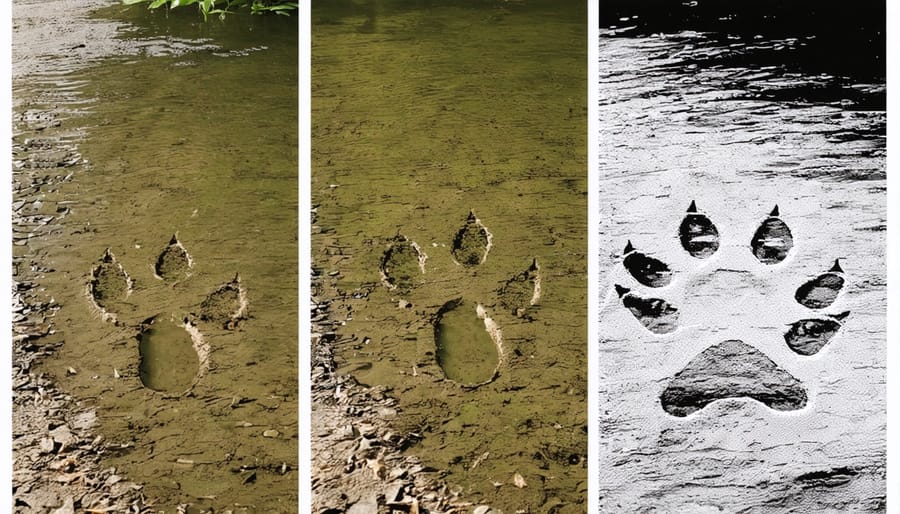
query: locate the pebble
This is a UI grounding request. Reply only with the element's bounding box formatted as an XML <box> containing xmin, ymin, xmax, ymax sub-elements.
<box><xmin>262</xmin><ymin>429</ymin><xmax>280</xmax><ymax>438</ymax></box>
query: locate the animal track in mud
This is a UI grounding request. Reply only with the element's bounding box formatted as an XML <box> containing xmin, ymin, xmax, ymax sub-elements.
<box><xmin>450</xmin><ymin>210</ymin><xmax>492</xmax><ymax>267</ymax></box>
<box><xmin>380</xmin><ymin>234</ymin><xmax>427</xmax><ymax>292</ymax></box>
<box><xmin>376</xmin><ymin>211</ymin><xmax>539</xmax><ymax>388</ymax></box>
<box><xmin>154</xmin><ymin>234</ymin><xmax>193</xmax><ymax>282</ymax></box>
<box><xmin>86</xmin><ymin>235</ymin><xmax>248</xmax><ymax>395</ymax></box>
<box><xmin>88</xmin><ymin>248</ymin><xmax>133</xmax><ymax>323</ymax></box>
<box><xmin>616</xmin><ymin>202</ymin><xmax>849</xmax><ymax>417</ymax></box>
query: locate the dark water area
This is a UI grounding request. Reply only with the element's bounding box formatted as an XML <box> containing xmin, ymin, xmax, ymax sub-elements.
<box><xmin>600</xmin><ymin>0</ymin><xmax>885</xmax><ymax>109</ymax></box>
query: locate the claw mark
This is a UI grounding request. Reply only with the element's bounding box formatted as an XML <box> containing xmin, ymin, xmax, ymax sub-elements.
<box><xmin>154</xmin><ymin>234</ymin><xmax>193</xmax><ymax>282</ymax></box>
<box><xmin>795</xmin><ymin>259</ymin><xmax>845</xmax><ymax>309</ymax></box>
<box><xmin>785</xmin><ymin>311</ymin><xmax>850</xmax><ymax>356</ymax></box>
<box><xmin>200</xmin><ymin>273</ymin><xmax>249</xmax><ymax>330</ymax></box>
<box><xmin>451</xmin><ymin>210</ymin><xmax>492</xmax><ymax>267</ymax></box>
<box><xmin>379</xmin><ymin>234</ymin><xmax>427</xmax><ymax>291</ymax></box>
<box><xmin>87</xmin><ymin>248</ymin><xmax>133</xmax><ymax>323</ymax></box>
<box><xmin>497</xmin><ymin>258</ymin><xmax>541</xmax><ymax>316</ymax></box>
<box><xmin>679</xmin><ymin>200</ymin><xmax>719</xmax><ymax>258</ymax></box>
<box><xmin>751</xmin><ymin>205</ymin><xmax>794</xmax><ymax>264</ymax></box>
<box><xmin>615</xmin><ymin>285</ymin><xmax>678</xmax><ymax>334</ymax></box>
<box><xmin>660</xmin><ymin>340</ymin><xmax>807</xmax><ymax>417</ymax></box>
<box><xmin>622</xmin><ymin>240</ymin><xmax>673</xmax><ymax>288</ymax></box>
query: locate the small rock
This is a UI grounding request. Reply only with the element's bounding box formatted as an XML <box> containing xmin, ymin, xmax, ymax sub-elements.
<box><xmin>39</xmin><ymin>437</ymin><xmax>55</xmax><ymax>454</ymax></box>
<box><xmin>473</xmin><ymin>506</ymin><xmax>492</xmax><ymax>514</ymax></box>
<box><xmin>384</xmin><ymin>481</ymin><xmax>404</xmax><ymax>502</ymax></box>
<box><xmin>263</xmin><ymin>429</ymin><xmax>280</xmax><ymax>438</ymax></box>
<box><xmin>347</xmin><ymin>495</ymin><xmax>378</xmax><ymax>514</ymax></box>
<box><xmin>513</xmin><ymin>472</ymin><xmax>527</xmax><ymax>488</ymax></box>
<box><xmin>51</xmin><ymin>497</ymin><xmax>75</xmax><ymax>514</ymax></box>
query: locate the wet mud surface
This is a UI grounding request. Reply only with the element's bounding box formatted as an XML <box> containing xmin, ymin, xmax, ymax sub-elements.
<box><xmin>12</xmin><ymin>1</ymin><xmax>298</xmax><ymax>511</ymax></box>
<box><xmin>597</xmin><ymin>1</ymin><xmax>885</xmax><ymax>510</ymax></box>
<box><xmin>312</xmin><ymin>1</ymin><xmax>587</xmax><ymax>511</ymax></box>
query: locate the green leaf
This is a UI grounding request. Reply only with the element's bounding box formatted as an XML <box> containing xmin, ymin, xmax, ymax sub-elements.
<box><xmin>122</xmin><ymin>0</ymin><xmax>149</xmax><ymax>5</ymax></box>
<box><xmin>148</xmin><ymin>0</ymin><xmax>168</xmax><ymax>8</ymax></box>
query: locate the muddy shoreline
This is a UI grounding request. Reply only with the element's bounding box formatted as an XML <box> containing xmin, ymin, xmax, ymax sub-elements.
<box><xmin>12</xmin><ymin>2</ymin><xmax>154</xmax><ymax>510</ymax></box>
<box><xmin>310</xmin><ymin>209</ymin><xmax>498</xmax><ymax>514</ymax></box>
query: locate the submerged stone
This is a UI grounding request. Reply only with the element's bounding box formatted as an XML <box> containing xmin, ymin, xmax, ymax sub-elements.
<box><xmin>750</xmin><ymin>205</ymin><xmax>793</xmax><ymax>264</ymax></box>
<box><xmin>622</xmin><ymin>240</ymin><xmax>673</xmax><ymax>288</ymax></box>
<box><xmin>660</xmin><ymin>340</ymin><xmax>807</xmax><ymax>417</ymax></box>
<box><xmin>433</xmin><ymin>299</ymin><xmax>501</xmax><ymax>387</ymax></box>
<box><xmin>678</xmin><ymin>200</ymin><xmax>719</xmax><ymax>258</ymax></box>
<box><xmin>451</xmin><ymin>211</ymin><xmax>491</xmax><ymax>267</ymax></box>
<box><xmin>137</xmin><ymin>316</ymin><xmax>200</xmax><ymax>393</ymax></box>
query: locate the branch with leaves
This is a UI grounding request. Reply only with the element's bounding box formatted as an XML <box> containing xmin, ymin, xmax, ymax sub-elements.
<box><xmin>122</xmin><ymin>0</ymin><xmax>298</xmax><ymax>20</ymax></box>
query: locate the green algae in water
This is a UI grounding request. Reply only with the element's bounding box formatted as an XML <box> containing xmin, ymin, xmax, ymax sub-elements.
<box><xmin>434</xmin><ymin>299</ymin><xmax>500</xmax><ymax>385</ymax></box>
<box><xmin>138</xmin><ymin>317</ymin><xmax>199</xmax><ymax>393</ymax></box>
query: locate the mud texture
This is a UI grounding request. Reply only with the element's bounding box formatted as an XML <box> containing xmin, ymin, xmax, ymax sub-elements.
<box><xmin>678</xmin><ymin>200</ymin><xmax>719</xmax><ymax>258</ymax></box>
<box><xmin>660</xmin><ymin>340</ymin><xmax>808</xmax><ymax>417</ymax></box>
<box><xmin>750</xmin><ymin>206</ymin><xmax>794</xmax><ymax>264</ymax></box>
<box><xmin>622</xmin><ymin>241</ymin><xmax>673</xmax><ymax>288</ymax></box>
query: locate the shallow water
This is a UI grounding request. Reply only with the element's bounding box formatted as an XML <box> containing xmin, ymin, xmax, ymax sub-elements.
<box><xmin>138</xmin><ymin>318</ymin><xmax>199</xmax><ymax>393</ymax></box>
<box><xmin>312</xmin><ymin>0</ymin><xmax>587</xmax><ymax>510</ymax></box>
<box><xmin>434</xmin><ymin>300</ymin><xmax>498</xmax><ymax>385</ymax></box>
<box><xmin>597</xmin><ymin>5</ymin><xmax>885</xmax><ymax>510</ymax></box>
<box><xmin>15</xmin><ymin>4</ymin><xmax>298</xmax><ymax>511</ymax></box>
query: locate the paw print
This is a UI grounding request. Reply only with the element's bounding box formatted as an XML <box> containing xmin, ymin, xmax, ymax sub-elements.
<box><xmin>86</xmin><ymin>234</ymin><xmax>248</xmax><ymax>395</ymax></box>
<box><xmin>376</xmin><ymin>210</ymin><xmax>539</xmax><ymax>388</ymax></box>
<box><xmin>612</xmin><ymin>201</ymin><xmax>849</xmax><ymax>417</ymax></box>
